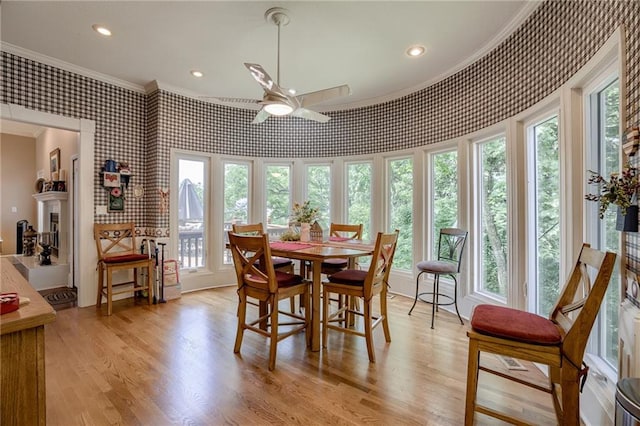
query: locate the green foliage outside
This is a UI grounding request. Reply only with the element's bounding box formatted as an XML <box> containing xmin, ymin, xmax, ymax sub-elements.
<box><xmin>347</xmin><ymin>163</ymin><xmax>372</xmax><ymax>240</ymax></box>
<box><xmin>601</xmin><ymin>81</ymin><xmax>620</xmax><ymax>367</ymax></box>
<box><xmin>265</xmin><ymin>165</ymin><xmax>291</xmax><ymax>226</ymax></box>
<box><xmin>432</xmin><ymin>151</ymin><xmax>458</xmax><ymax>255</ymax></box>
<box><xmin>480</xmin><ymin>137</ymin><xmax>508</xmax><ymax>298</ymax></box>
<box><xmin>388</xmin><ymin>158</ymin><xmax>413</xmax><ymax>270</ymax></box>
<box><xmin>534</xmin><ymin>117</ymin><xmax>560</xmax><ymax>317</ymax></box>
<box><xmin>223</xmin><ymin>163</ymin><xmax>249</xmax><ymax>224</ymax></box>
<box><xmin>306</xmin><ymin>165</ymin><xmax>331</xmax><ymax>229</ymax></box>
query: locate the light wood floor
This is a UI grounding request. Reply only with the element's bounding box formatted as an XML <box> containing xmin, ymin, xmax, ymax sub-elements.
<box><xmin>44</xmin><ymin>287</ymin><xmax>558</xmax><ymax>425</ymax></box>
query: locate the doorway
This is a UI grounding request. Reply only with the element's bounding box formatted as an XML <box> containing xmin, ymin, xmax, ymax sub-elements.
<box><xmin>1</xmin><ymin>103</ymin><xmax>96</xmax><ymax>307</ymax></box>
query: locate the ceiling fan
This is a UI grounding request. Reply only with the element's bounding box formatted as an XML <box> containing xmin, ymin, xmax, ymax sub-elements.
<box><xmin>220</xmin><ymin>7</ymin><xmax>351</xmax><ymax>124</ymax></box>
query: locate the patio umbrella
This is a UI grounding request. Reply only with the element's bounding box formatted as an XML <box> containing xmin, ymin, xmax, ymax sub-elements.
<box><xmin>178</xmin><ymin>178</ymin><xmax>203</xmax><ymax>221</ymax></box>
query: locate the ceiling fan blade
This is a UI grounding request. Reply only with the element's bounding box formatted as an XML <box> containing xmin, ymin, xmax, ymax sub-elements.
<box><xmin>252</xmin><ymin>108</ymin><xmax>271</xmax><ymax>124</ymax></box>
<box><xmin>291</xmin><ymin>108</ymin><xmax>331</xmax><ymax>123</ymax></box>
<box><xmin>244</xmin><ymin>63</ymin><xmax>288</xmax><ymax>98</ymax></box>
<box><xmin>298</xmin><ymin>84</ymin><xmax>351</xmax><ymax>108</ymax></box>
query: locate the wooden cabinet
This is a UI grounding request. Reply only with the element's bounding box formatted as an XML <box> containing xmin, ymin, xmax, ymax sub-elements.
<box><xmin>1</xmin><ymin>258</ymin><xmax>56</xmax><ymax>426</ymax></box>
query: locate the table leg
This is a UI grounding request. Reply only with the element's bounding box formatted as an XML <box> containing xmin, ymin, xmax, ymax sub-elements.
<box><xmin>311</xmin><ymin>260</ymin><xmax>321</xmax><ymax>351</ymax></box>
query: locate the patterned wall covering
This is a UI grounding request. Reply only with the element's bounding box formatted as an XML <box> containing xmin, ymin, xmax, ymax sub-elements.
<box><xmin>0</xmin><ymin>52</ymin><xmax>148</xmax><ymax>227</ymax></box>
<box><xmin>2</xmin><ymin>2</ymin><xmax>639</xmax><ymax>253</ymax></box>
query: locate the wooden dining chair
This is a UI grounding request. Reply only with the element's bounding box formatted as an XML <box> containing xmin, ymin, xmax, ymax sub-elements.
<box><xmin>232</xmin><ymin>222</ymin><xmax>297</xmax><ymax>312</ymax></box>
<box><xmin>93</xmin><ymin>222</ymin><xmax>153</xmax><ymax>315</ymax></box>
<box><xmin>464</xmin><ymin>243</ymin><xmax>616</xmax><ymax>425</ymax></box>
<box><xmin>322</xmin><ymin>230</ymin><xmax>398</xmax><ymax>363</ymax></box>
<box><xmin>228</xmin><ymin>231</ymin><xmax>311</xmax><ymax>371</ymax></box>
<box><xmin>321</xmin><ymin>223</ymin><xmax>364</xmax><ymax>274</ymax></box>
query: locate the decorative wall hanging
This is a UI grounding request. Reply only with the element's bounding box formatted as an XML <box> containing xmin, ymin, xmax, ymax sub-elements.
<box><xmin>159</xmin><ymin>188</ymin><xmax>169</xmax><ymax>213</ymax></box>
<box><xmin>49</xmin><ymin>148</ymin><xmax>60</xmax><ymax>177</ymax></box>
<box><xmin>108</xmin><ymin>187</ymin><xmax>125</xmax><ymax>212</ymax></box>
<box><xmin>100</xmin><ymin>159</ymin><xmax>132</xmax><ymax>213</ymax></box>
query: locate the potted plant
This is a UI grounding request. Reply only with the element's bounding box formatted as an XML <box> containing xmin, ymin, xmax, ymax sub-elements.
<box><xmin>290</xmin><ymin>201</ymin><xmax>320</xmax><ymax>241</ymax></box>
<box><xmin>585</xmin><ymin>163</ymin><xmax>640</xmax><ymax>231</ymax></box>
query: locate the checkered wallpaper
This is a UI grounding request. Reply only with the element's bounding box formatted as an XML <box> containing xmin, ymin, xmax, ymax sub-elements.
<box><xmin>2</xmin><ymin>1</ymin><xmax>640</xmax><ymax>260</ymax></box>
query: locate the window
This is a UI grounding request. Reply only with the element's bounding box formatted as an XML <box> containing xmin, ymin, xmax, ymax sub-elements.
<box><xmin>526</xmin><ymin>115</ymin><xmax>561</xmax><ymax>317</ymax></box>
<box><xmin>265</xmin><ymin>164</ymin><xmax>292</xmax><ymax>229</ymax></box>
<box><xmin>586</xmin><ymin>78</ymin><xmax>620</xmax><ymax>370</ymax></box>
<box><xmin>387</xmin><ymin>157</ymin><xmax>413</xmax><ymax>270</ymax></box>
<box><xmin>346</xmin><ymin>161</ymin><xmax>372</xmax><ymax>239</ymax></box>
<box><xmin>223</xmin><ymin>161</ymin><xmax>250</xmax><ymax>264</ymax></box>
<box><xmin>305</xmin><ymin>164</ymin><xmax>331</xmax><ymax>229</ymax></box>
<box><xmin>475</xmin><ymin>136</ymin><xmax>508</xmax><ymax>300</ymax></box>
<box><xmin>177</xmin><ymin>157</ymin><xmax>207</xmax><ymax>270</ymax></box>
<box><xmin>430</xmin><ymin>150</ymin><xmax>458</xmax><ymax>258</ymax></box>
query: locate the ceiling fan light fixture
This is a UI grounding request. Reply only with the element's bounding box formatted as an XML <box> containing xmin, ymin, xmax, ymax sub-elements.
<box><xmin>92</xmin><ymin>24</ymin><xmax>112</xmax><ymax>37</ymax></box>
<box><xmin>264</xmin><ymin>102</ymin><xmax>293</xmax><ymax>116</ymax></box>
<box><xmin>406</xmin><ymin>45</ymin><xmax>426</xmax><ymax>57</ymax></box>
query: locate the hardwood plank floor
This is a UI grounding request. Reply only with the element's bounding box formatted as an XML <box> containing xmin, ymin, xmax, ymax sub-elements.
<box><xmin>44</xmin><ymin>287</ymin><xmax>558</xmax><ymax>425</ymax></box>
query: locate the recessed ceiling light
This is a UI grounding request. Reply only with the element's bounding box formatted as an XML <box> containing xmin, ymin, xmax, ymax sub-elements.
<box><xmin>406</xmin><ymin>45</ymin><xmax>426</xmax><ymax>57</ymax></box>
<box><xmin>288</xmin><ymin>88</ymin><xmax>296</xmax><ymax>95</ymax></box>
<box><xmin>92</xmin><ymin>24</ymin><xmax>112</xmax><ymax>37</ymax></box>
<box><xmin>191</xmin><ymin>70</ymin><xmax>204</xmax><ymax>78</ymax></box>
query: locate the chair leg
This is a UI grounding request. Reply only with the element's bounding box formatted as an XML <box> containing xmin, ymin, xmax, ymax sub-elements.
<box><xmin>363</xmin><ymin>300</ymin><xmax>375</xmax><ymax>363</ymax></box>
<box><xmin>464</xmin><ymin>338</ymin><xmax>480</xmax><ymax>426</ymax></box>
<box><xmin>431</xmin><ymin>274</ymin><xmax>438</xmax><ymax>329</ymax></box>
<box><xmin>322</xmin><ymin>287</ymin><xmax>329</xmax><ymax>349</ymax></box>
<box><xmin>408</xmin><ymin>271</ymin><xmax>423</xmax><ymax>315</ymax></box>
<box><xmin>305</xmin><ymin>287</ymin><xmax>312</xmax><ymax>348</ymax></box>
<box><xmin>96</xmin><ymin>265</ymin><xmax>104</xmax><ymax>307</ymax></box>
<box><xmin>268</xmin><ymin>297</ymin><xmax>279</xmax><ymax>371</ymax></box>
<box><xmin>289</xmin><ymin>296</ymin><xmax>296</xmax><ymax>313</ymax></box>
<box><xmin>380</xmin><ymin>290</ymin><xmax>391</xmax><ymax>343</ymax></box>
<box><xmin>146</xmin><ymin>266</ymin><xmax>153</xmax><ymax>306</ymax></box>
<box><xmin>452</xmin><ymin>276</ymin><xmax>464</xmax><ymax>325</ymax></box>
<box><xmin>234</xmin><ymin>292</ymin><xmax>247</xmax><ymax>354</ymax></box>
<box><xmin>560</xmin><ymin>363</ymin><xmax>580</xmax><ymax>425</ymax></box>
<box><xmin>106</xmin><ymin>270</ymin><xmax>113</xmax><ymax>316</ymax></box>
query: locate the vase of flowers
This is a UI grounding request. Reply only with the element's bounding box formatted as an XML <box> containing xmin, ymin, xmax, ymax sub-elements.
<box><xmin>585</xmin><ymin>163</ymin><xmax>640</xmax><ymax>232</ymax></box>
<box><xmin>290</xmin><ymin>201</ymin><xmax>320</xmax><ymax>241</ymax></box>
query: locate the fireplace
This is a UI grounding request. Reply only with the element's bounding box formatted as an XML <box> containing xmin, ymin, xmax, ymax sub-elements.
<box><xmin>50</xmin><ymin>212</ymin><xmax>59</xmax><ymax>257</ymax></box>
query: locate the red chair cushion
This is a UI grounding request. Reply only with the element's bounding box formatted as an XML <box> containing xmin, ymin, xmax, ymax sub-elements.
<box><xmin>471</xmin><ymin>304</ymin><xmax>562</xmax><ymax>345</ymax></box>
<box><xmin>272</xmin><ymin>257</ymin><xmax>293</xmax><ymax>267</ymax></box>
<box><xmin>275</xmin><ymin>271</ymin><xmax>303</xmax><ymax>287</ymax></box>
<box><xmin>327</xmin><ymin>269</ymin><xmax>367</xmax><ymax>286</ymax></box>
<box><xmin>103</xmin><ymin>253</ymin><xmax>149</xmax><ymax>264</ymax></box>
<box><xmin>322</xmin><ymin>258</ymin><xmax>348</xmax><ymax>269</ymax></box>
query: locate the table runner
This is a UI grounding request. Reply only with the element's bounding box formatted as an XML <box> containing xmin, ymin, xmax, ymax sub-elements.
<box><xmin>270</xmin><ymin>241</ymin><xmax>315</xmax><ymax>251</ymax></box>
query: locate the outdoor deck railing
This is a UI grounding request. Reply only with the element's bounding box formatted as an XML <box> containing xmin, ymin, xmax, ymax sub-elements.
<box><xmin>178</xmin><ymin>223</ymin><xmax>291</xmax><ymax>268</ymax></box>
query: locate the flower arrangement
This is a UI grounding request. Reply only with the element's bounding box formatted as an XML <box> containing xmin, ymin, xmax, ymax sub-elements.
<box><xmin>290</xmin><ymin>200</ymin><xmax>319</xmax><ymax>224</ymax></box>
<box><xmin>585</xmin><ymin>164</ymin><xmax>640</xmax><ymax>218</ymax></box>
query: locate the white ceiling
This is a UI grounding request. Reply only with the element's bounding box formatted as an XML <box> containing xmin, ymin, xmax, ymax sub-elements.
<box><xmin>1</xmin><ymin>1</ymin><xmax>536</xmax><ymax>110</ymax></box>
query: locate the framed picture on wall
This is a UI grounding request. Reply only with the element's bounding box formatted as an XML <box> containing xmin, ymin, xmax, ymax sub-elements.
<box><xmin>50</xmin><ymin>148</ymin><xmax>60</xmax><ymax>174</ymax></box>
<box><xmin>108</xmin><ymin>187</ymin><xmax>125</xmax><ymax>212</ymax></box>
<box><xmin>102</xmin><ymin>172</ymin><xmax>121</xmax><ymax>187</ymax></box>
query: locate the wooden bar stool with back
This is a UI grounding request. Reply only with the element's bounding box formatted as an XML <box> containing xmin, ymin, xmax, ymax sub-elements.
<box><xmin>93</xmin><ymin>222</ymin><xmax>153</xmax><ymax>315</ymax></box>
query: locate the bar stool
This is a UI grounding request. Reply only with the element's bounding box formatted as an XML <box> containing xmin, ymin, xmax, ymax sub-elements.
<box><xmin>408</xmin><ymin>228</ymin><xmax>467</xmax><ymax>328</ymax></box>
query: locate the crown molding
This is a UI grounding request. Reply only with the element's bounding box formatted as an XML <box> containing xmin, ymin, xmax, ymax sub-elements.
<box><xmin>2</xmin><ymin>1</ymin><xmax>540</xmax><ymax>113</ymax></box>
<box><xmin>1</xmin><ymin>42</ymin><xmax>146</xmax><ymax>94</ymax></box>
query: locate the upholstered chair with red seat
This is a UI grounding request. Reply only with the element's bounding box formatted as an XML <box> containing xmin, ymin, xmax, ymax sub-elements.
<box><xmin>93</xmin><ymin>222</ymin><xmax>153</xmax><ymax>315</ymax></box>
<box><xmin>228</xmin><ymin>231</ymin><xmax>310</xmax><ymax>371</ymax></box>
<box><xmin>232</xmin><ymin>222</ymin><xmax>298</xmax><ymax>312</ymax></box>
<box><xmin>464</xmin><ymin>243</ymin><xmax>616</xmax><ymax>425</ymax></box>
<box><xmin>322</xmin><ymin>230</ymin><xmax>398</xmax><ymax>363</ymax></box>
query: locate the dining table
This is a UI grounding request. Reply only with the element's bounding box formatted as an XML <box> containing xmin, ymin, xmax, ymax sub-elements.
<box><xmin>269</xmin><ymin>238</ymin><xmax>374</xmax><ymax>351</ymax></box>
